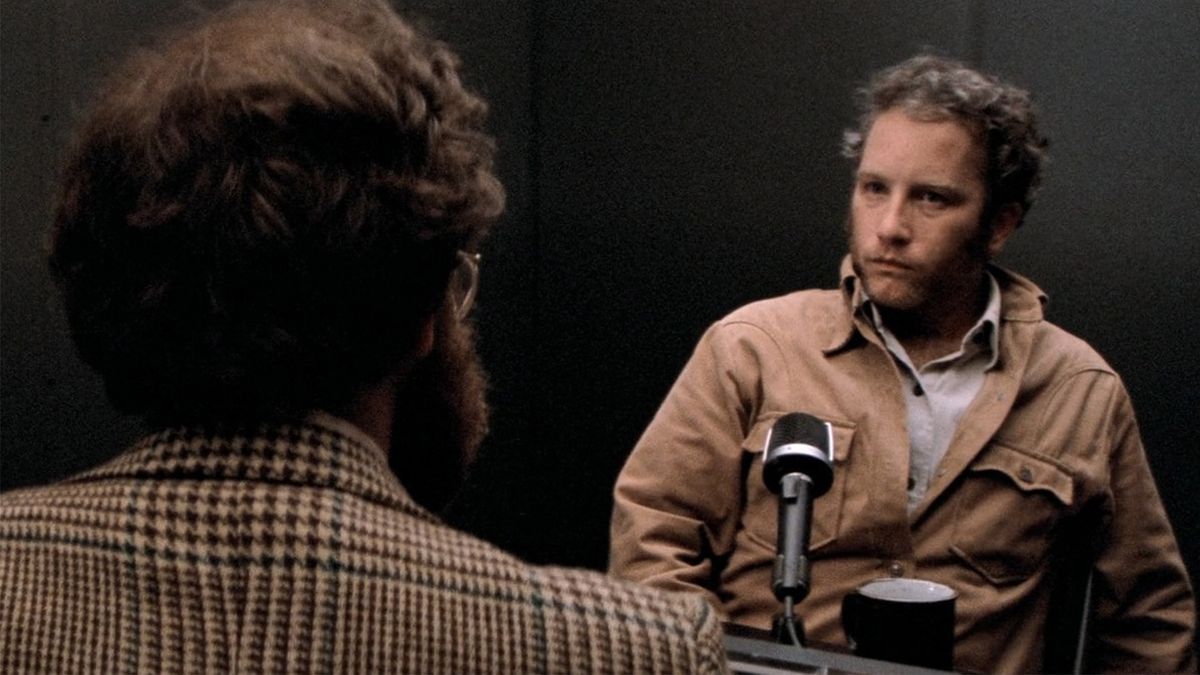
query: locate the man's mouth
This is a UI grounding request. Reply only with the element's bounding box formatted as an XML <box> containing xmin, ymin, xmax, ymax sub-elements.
<box><xmin>868</xmin><ymin>257</ymin><xmax>912</xmax><ymax>271</ymax></box>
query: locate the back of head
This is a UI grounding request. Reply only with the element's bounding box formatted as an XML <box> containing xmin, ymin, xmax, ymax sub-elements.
<box><xmin>842</xmin><ymin>53</ymin><xmax>1049</xmax><ymax>221</ymax></box>
<box><xmin>50</xmin><ymin>0</ymin><xmax>504</xmax><ymax>425</ymax></box>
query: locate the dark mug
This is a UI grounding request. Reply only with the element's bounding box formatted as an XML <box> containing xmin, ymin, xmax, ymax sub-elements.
<box><xmin>841</xmin><ymin>577</ymin><xmax>957</xmax><ymax>671</ymax></box>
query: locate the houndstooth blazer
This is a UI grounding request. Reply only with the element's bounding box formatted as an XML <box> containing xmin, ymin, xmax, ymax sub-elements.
<box><xmin>0</xmin><ymin>413</ymin><xmax>727</xmax><ymax>674</ymax></box>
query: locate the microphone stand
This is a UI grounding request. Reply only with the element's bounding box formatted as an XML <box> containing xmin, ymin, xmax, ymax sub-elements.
<box><xmin>761</xmin><ymin>412</ymin><xmax>833</xmax><ymax>649</ymax></box>
<box><xmin>771</xmin><ymin>472</ymin><xmax>815</xmax><ymax>647</ymax></box>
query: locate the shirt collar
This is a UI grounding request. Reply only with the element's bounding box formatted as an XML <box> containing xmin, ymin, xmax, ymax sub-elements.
<box><xmin>829</xmin><ymin>255</ymin><xmax>1049</xmax><ymax>357</ymax></box>
<box><xmin>854</xmin><ymin>270</ymin><xmax>1002</xmax><ymax>370</ymax></box>
<box><xmin>972</xmin><ymin>273</ymin><xmax>1002</xmax><ymax>368</ymax></box>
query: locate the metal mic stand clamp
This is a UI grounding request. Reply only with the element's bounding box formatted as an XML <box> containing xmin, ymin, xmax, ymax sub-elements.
<box><xmin>772</xmin><ymin>596</ymin><xmax>807</xmax><ymax>647</ymax></box>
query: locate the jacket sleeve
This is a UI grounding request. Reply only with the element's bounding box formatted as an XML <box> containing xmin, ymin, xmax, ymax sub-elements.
<box><xmin>534</xmin><ymin>565</ymin><xmax>732</xmax><ymax>674</ymax></box>
<box><xmin>608</xmin><ymin>320</ymin><xmax>774</xmax><ymax>610</ymax></box>
<box><xmin>689</xmin><ymin>592</ymin><xmax>734</xmax><ymax>675</ymax></box>
<box><xmin>1088</xmin><ymin>382</ymin><xmax>1196</xmax><ymax>672</ymax></box>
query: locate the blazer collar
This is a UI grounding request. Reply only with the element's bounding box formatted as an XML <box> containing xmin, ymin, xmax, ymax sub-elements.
<box><xmin>72</xmin><ymin>411</ymin><xmax>422</xmax><ymax>514</ymax></box>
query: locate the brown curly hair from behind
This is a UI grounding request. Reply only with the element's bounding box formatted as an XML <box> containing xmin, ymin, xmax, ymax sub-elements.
<box><xmin>842</xmin><ymin>54</ymin><xmax>1049</xmax><ymax>223</ymax></box>
<box><xmin>49</xmin><ymin>0</ymin><xmax>505</xmax><ymax>425</ymax></box>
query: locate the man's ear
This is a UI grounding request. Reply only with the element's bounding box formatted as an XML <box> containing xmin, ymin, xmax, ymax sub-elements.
<box><xmin>987</xmin><ymin>203</ymin><xmax>1022</xmax><ymax>258</ymax></box>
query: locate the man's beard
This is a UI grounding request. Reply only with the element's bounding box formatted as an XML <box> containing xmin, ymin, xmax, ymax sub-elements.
<box><xmin>387</xmin><ymin>308</ymin><xmax>489</xmax><ymax>513</ymax></box>
<box><xmin>845</xmin><ymin>209</ymin><xmax>994</xmax><ymax>311</ymax></box>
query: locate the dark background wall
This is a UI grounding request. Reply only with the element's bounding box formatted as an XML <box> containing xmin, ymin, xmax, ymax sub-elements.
<box><xmin>4</xmin><ymin>0</ymin><xmax>1197</xmax><ymax>628</ymax></box>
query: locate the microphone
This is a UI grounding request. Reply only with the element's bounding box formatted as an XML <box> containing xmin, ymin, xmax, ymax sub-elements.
<box><xmin>762</xmin><ymin>412</ymin><xmax>834</xmax><ymax>645</ymax></box>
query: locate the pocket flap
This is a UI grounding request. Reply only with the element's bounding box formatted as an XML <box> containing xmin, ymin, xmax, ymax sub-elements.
<box><xmin>970</xmin><ymin>443</ymin><xmax>1074</xmax><ymax>506</ymax></box>
<box><xmin>740</xmin><ymin>414</ymin><xmax>857</xmax><ymax>553</ymax></box>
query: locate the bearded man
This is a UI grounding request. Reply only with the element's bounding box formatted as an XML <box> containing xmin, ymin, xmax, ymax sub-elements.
<box><xmin>0</xmin><ymin>2</ymin><xmax>726</xmax><ymax>672</ymax></box>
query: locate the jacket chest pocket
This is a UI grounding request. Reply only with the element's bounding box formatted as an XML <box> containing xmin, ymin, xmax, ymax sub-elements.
<box><xmin>740</xmin><ymin>417</ymin><xmax>856</xmax><ymax>554</ymax></box>
<box><xmin>949</xmin><ymin>443</ymin><xmax>1074</xmax><ymax>585</ymax></box>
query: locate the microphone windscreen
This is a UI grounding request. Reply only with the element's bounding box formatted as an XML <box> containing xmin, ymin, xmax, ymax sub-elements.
<box><xmin>763</xmin><ymin>412</ymin><xmax>834</xmax><ymax>496</ymax></box>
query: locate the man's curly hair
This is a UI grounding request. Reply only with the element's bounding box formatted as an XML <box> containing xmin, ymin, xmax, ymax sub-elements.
<box><xmin>49</xmin><ymin>0</ymin><xmax>505</xmax><ymax>425</ymax></box>
<box><xmin>842</xmin><ymin>54</ymin><xmax>1049</xmax><ymax>222</ymax></box>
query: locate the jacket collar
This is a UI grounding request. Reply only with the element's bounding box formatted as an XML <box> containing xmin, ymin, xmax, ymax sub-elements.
<box><xmin>71</xmin><ymin>411</ymin><xmax>425</xmax><ymax>515</ymax></box>
<box><xmin>825</xmin><ymin>254</ymin><xmax>1048</xmax><ymax>354</ymax></box>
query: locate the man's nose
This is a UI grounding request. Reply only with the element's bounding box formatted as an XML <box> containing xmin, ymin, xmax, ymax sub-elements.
<box><xmin>876</xmin><ymin>196</ymin><xmax>911</xmax><ymax>243</ymax></box>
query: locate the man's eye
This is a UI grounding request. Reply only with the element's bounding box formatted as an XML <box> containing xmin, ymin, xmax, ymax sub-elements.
<box><xmin>860</xmin><ymin>181</ymin><xmax>886</xmax><ymax>195</ymax></box>
<box><xmin>918</xmin><ymin>190</ymin><xmax>948</xmax><ymax>205</ymax></box>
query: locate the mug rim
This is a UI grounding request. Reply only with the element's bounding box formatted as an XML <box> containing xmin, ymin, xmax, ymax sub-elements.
<box><xmin>857</xmin><ymin>577</ymin><xmax>957</xmax><ymax>603</ymax></box>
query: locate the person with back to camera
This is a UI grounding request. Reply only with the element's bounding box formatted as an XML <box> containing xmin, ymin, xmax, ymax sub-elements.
<box><xmin>0</xmin><ymin>1</ymin><xmax>727</xmax><ymax>672</ymax></box>
<box><xmin>609</xmin><ymin>53</ymin><xmax>1196</xmax><ymax>673</ymax></box>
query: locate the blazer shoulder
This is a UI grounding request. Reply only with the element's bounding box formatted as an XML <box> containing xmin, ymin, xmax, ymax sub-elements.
<box><xmin>532</xmin><ymin>564</ymin><xmax>727</xmax><ymax>672</ymax></box>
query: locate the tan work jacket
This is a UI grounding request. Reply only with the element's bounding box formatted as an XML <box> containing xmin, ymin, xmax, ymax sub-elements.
<box><xmin>610</xmin><ymin>258</ymin><xmax>1195</xmax><ymax>673</ymax></box>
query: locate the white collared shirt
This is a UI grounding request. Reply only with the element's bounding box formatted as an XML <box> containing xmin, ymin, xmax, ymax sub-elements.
<box><xmin>864</xmin><ymin>273</ymin><xmax>1002</xmax><ymax>514</ymax></box>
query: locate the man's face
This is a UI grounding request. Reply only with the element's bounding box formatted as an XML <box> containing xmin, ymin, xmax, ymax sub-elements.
<box><xmin>848</xmin><ymin>109</ymin><xmax>1000</xmax><ymax>322</ymax></box>
<box><xmin>387</xmin><ymin>307</ymin><xmax>489</xmax><ymax>512</ymax></box>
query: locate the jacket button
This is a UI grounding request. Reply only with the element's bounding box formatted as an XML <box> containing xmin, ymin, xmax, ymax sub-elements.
<box><xmin>1018</xmin><ymin>466</ymin><xmax>1034</xmax><ymax>482</ymax></box>
<box><xmin>888</xmin><ymin>561</ymin><xmax>904</xmax><ymax>577</ymax></box>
